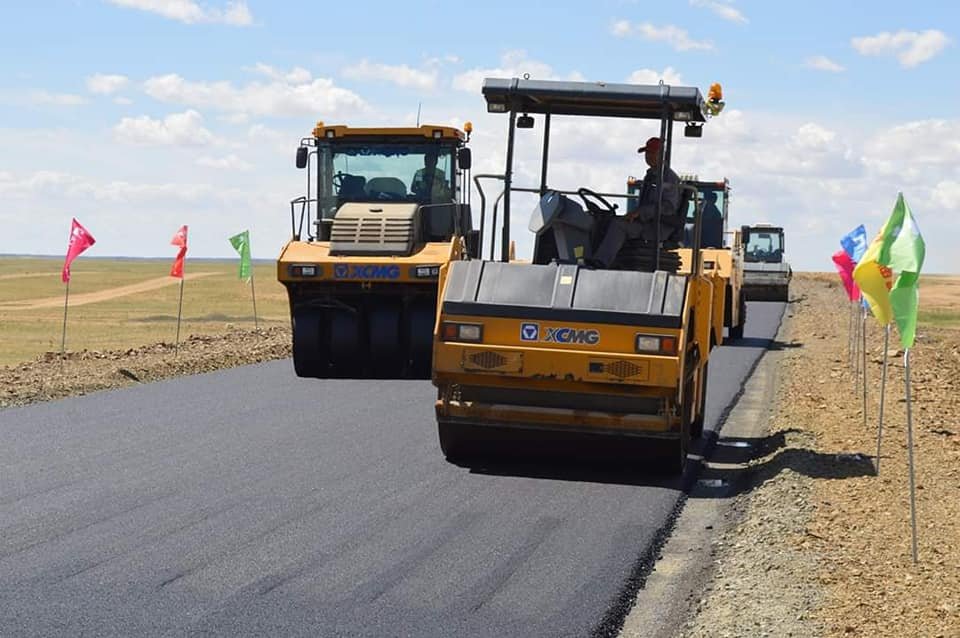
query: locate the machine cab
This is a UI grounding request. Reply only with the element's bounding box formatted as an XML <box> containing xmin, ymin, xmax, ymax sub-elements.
<box><xmin>292</xmin><ymin>124</ymin><xmax>475</xmax><ymax>254</ymax></box>
<box><xmin>741</xmin><ymin>224</ymin><xmax>785</xmax><ymax>263</ymax></box>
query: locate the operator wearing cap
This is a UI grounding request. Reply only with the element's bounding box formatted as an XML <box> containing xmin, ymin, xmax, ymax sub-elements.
<box><xmin>592</xmin><ymin>136</ymin><xmax>680</xmax><ymax>268</ymax></box>
<box><xmin>411</xmin><ymin>150</ymin><xmax>451</xmax><ymax>203</ymax></box>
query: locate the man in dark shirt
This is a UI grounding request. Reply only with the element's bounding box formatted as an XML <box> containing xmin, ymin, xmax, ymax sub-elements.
<box><xmin>592</xmin><ymin>136</ymin><xmax>680</xmax><ymax>267</ymax></box>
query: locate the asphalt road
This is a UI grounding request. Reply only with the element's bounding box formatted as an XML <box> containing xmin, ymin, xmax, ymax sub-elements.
<box><xmin>0</xmin><ymin>302</ymin><xmax>785</xmax><ymax>637</ymax></box>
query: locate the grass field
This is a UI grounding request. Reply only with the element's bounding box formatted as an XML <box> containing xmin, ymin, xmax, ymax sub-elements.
<box><xmin>0</xmin><ymin>256</ymin><xmax>288</xmax><ymax>366</ymax></box>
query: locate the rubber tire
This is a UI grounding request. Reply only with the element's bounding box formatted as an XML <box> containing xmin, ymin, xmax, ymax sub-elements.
<box><xmin>292</xmin><ymin>309</ymin><xmax>326</xmax><ymax>378</ymax></box>
<box><xmin>368</xmin><ymin>301</ymin><xmax>403</xmax><ymax>378</ymax></box>
<box><xmin>328</xmin><ymin>308</ymin><xmax>362</xmax><ymax>377</ymax></box>
<box><xmin>407</xmin><ymin>302</ymin><xmax>435</xmax><ymax>379</ymax></box>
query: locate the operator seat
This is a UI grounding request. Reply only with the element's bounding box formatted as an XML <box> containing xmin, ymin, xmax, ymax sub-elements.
<box><xmin>338</xmin><ymin>174</ymin><xmax>367</xmax><ymax>200</ymax></box>
<box><xmin>612</xmin><ymin>186</ymin><xmax>693</xmax><ymax>272</ymax></box>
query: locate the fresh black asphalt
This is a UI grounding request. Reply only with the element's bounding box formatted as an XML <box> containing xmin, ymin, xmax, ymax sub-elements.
<box><xmin>0</xmin><ymin>302</ymin><xmax>785</xmax><ymax>637</ymax></box>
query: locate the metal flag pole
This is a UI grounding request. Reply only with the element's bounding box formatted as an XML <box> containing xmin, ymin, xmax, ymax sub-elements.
<box><xmin>174</xmin><ymin>278</ymin><xmax>185</xmax><ymax>357</ymax></box>
<box><xmin>59</xmin><ymin>280</ymin><xmax>71</xmax><ymax>373</ymax></box>
<box><xmin>249</xmin><ymin>269</ymin><xmax>260</xmax><ymax>331</ymax></box>
<box><xmin>904</xmin><ymin>348</ymin><xmax>919</xmax><ymax>564</ymax></box>
<box><xmin>854</xmin><ymin>303</ymin><xmax>862</xmax><ymax>391</ymax></box>
<box><xmin>875</xmin><ymin>324</ymin><xmax>890</xmax><ymax>473</ymax></box>
<box><xmin>849</xmin><ymin>301</ymin><xmax>857</xmax><ymax>369</ymax></box>
<box><xmin>861</xmin><ymin>306</ymin><xmax>868</xmax><ymax>429</ymax></box>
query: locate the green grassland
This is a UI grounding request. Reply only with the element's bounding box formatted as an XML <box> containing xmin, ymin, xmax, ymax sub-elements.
<box><xmin>0</xmin><ymin>256</ymin><xmax>289</xmax><ymax>366</ymax></box>
<box><xmin>918</xmin><ymin>309</ymin><xmax>960</xmax><ymax>329</ymax></box>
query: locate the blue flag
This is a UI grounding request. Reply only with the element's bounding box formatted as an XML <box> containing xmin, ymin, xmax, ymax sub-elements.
<box><xmin>841</xmin><ymin>225</ymin><xmax>868</xmax><ymax>263</ymax></box>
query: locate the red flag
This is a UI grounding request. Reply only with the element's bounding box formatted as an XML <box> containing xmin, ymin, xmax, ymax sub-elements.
<box><xmin>832</xmin><ymin>249</ymin><xmax>860</xmax><ymax>301</ymax></box>
<box><xmin>170</xmin><ymin>225</ymin><xmax>188</xmax><ymax>279</ymax></box>
<box><xmin>61</xmin><ymin>218</ymin><xmax>96</xmax><ymax>283</ymax></box>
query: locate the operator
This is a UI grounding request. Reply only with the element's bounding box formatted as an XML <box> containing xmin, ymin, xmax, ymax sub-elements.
<box><xmin>411</xmin><ymin>150</ymin><xmax>451</xmax><ymax>203</ymax></box>
<box><xmin>700</xmin><ymin>189</ymin><xmax>724</xmax><ymax>248</ymax></box>
<box><xmin>591</xmin><ymin>136</ymin><xmax>680</xmax><ymax>268</ymax></box>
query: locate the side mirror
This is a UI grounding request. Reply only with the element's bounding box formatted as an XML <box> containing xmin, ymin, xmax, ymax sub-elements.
<box><xmin>684</xmin><ymin>123</ymin><xmax>703</xmax><ymax>138</ymax></box>
<box><xmin>295</xmin><ymin>146</ymin><xmax>309</xmax><ymax>169</ymax></box>
<box><xmin>517</xmin><ymin>114</ymin><xmax>535</xmax><ymax>129</ymax></box>
<box><xmin>457</xmin><ymin>147</ymin><xmax>472</xmax><ymax>170</ymax></box>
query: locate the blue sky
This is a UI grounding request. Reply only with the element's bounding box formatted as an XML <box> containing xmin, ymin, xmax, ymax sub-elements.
<box><xmin>1</xmin><ymin>1</ymin><xmax>958</xmax><ymax>272</ymax></box>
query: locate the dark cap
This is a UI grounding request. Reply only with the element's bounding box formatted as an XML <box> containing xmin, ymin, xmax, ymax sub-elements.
<box><xmin>638</xmin><ymin>136</ymin><xmax>663</xmax><ymax>153</ymax></box>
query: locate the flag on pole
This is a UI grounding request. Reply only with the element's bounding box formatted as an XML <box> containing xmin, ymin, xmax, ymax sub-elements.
<box><xmin>841</xmin><ymin>224</ymin><xmax>868</xmax><ymax>263</ymax></box>
<box><xmin>853</xmin><ymin>193</ymin><xmax>926</xmax><ymax>347</ymax></box>
<box><xmin>229</xmin><ymin>230</ymin><xmax>252</xmax><ymax>281</ymax></box>
<box><xmin>170</xmin><ymin>225</ymin><xmax>188</xmax><ymax>279</ymax></box>
<box><xmin>831</xmin><ymin>250</ymin><xmax>860</xmax><ymax>301</ymax></box>
<box><xmin>61</xmin><ymin>218</ymin><xmax>96</xmax><ymax>283</ymax></box>
<box><xmin>887</xmin><ymin>199</ymin><xmax>926</xmax><ymax>348</ymax></box>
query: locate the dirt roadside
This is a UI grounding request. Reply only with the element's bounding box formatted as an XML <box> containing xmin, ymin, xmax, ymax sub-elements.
<box><xmin>0</xmin><ymin>326</ymin><xmax>292</xmax><ymax>409</ymax></box>
<box><xmin>677</xmin><ymin>274</ymin><xmax>960</xmax><ymax>637</ymax></box>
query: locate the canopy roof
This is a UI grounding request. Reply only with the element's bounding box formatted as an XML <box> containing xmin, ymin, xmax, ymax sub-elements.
<box><xmin>482</xmin><ymin>77</ymin><xmax>706</xmax><ymax>122</ymax></box>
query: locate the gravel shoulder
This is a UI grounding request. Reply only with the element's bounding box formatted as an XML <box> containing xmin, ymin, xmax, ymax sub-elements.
<box><xmin>0</xmin><ymin>326</ymin><xmax>292</xmax><ymax>409</ymax></box>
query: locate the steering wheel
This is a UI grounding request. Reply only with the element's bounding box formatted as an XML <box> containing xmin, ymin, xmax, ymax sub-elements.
<box><xmin>577</xmin><ymin>187</ymin><xmax>618</xmax><ymax>216</ymax></box>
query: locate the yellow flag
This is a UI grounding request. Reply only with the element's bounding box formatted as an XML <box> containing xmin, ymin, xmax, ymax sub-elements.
<box><xmin>852</xmin><ymin>193</ymin><xmax>909</xmax><ymax>326</ymax></box>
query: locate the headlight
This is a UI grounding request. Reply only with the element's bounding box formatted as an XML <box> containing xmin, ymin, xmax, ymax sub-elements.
<box><xmin>635</xmin><ymin>334</ymin><xmax>678</xmax><ymax>355</ymax></box>
<box><xmin>441</xmin><ymin>322</ymin><xmax>483</xmax><ymax>343</ymax></box>
<box><xmin>288</xmin><ymin>264</ymin><xmax>319</xmax><ymax>277</ymax></box>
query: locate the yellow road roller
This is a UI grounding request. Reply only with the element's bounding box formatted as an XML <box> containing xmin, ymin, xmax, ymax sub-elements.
<box><xmin>432</xmin><ymin>78</ymin><xmax>718</xmax><ymax>472</ymax></box>
<box><xmin>278</xmin><ymin>123</ymin><xmax>476</xmax><ymax>378</ymax></box>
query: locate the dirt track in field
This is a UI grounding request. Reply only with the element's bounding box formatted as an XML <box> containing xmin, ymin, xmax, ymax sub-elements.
<box><xmin>0</xmin><ymin>272</ymin><xmax>217</xmax><ymax>310</ymax></box>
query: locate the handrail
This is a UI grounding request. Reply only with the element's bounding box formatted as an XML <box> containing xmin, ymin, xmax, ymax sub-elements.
<box><xmin>472</xmin><ymin>174</ymin><xmax>505</xmax><ymax>262</ymax></box>
<box><xmin>289</xmin><ymin>196</ymin><xmax>322</xmax><ymax>241</ymax></box>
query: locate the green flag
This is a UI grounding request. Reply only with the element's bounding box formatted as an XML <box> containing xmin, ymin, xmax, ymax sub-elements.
<box><xmin>886</xmin><ymin>195</ymin><xmax>925</xmax><ymax>349</ymax></box>
<box><xmin>229</xmin><ymin>230</ymin><xmax>251</xmax><ymax>281</ymax></box>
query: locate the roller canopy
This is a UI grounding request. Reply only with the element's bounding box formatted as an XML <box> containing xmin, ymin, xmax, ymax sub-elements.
<box><xmin>482</xmin><ymin>77</ymin><xmax>706</xmax><ymax>122</ymax></box>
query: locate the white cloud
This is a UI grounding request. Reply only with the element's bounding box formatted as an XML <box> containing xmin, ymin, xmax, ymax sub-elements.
<box><xmin>20</xmin><ymin>91</ymin><xmax>87</xmax><ymax>106</ymax></box>
<box><xmin>611</xmin><ymin>21</ymin><xmax>714</xmax><ymax>51</ymax></box>
<box><xmin>142</xmin><ymin>72</ymin><xmax>368</xmax><ymax>118</ymax></box>
<box><xmin>452</xmin><ymin>50</ymin><xmax>584</xmax><ymax>93</ymax></box>
<box><xmin>196</xmin><ymin>154</ymin><xmax>252</xmax><ymax>170</ymax></box>
<box><xmin>106</xmin><ymin>0</ymin><xmax>253</xmax><ymax>26</ymax></box>
<box><xmin>861</xmin><ymin>119</ymin><xmax>960</xmax><ymax>181</ymax></box>
<box><xmin>793</xmin><ymin>122</ymin><xmax>837</xmax><ymax>151</ymax></box>
<box><xmin>219</xmin><ymin>112</ymin><xmax>249</xmax><ymax>124</ymax></box>
<box><xmin>113</xmin><ymin>109</ymin><xmax>216</xmax><ymax>146</ymax></box>
<box><xmin>626</xmin><ymin>67</ymin><xmax>684</xmax><ymax>85</ymax></box>
<box><xmin>931</xmin><ymin>180</ymin><xmax>960</xmax><ymax>211</ymax></box>
<box><xmin>0</xmin><ymin>169</ymin><xmax>236</xmax><ymax>203</ymax></box>
<box><xmin>87</xmin><ymin>73</ymin><xmax>130</xmax><ymax>94</ymax></box>
<box><xmin>804</xmin><ymin>55</ymin><xmax>845</xmax><ymax>72</ymax></box>
<box><xmin>342</xmin><ymin>60</ymin><xmax>438</xmax><ymax>90</ymax></box>
<box><xmin>246</xmin><ymin>63</ymin><xmax>312</xmax><ymax>84</ymax></box>
<box><xmin>689</xmin><ymin>0</ymin><xmax>747</xmax><ymax>24</ymax></box>
<box><xmin>851</xmin><ymin>29</ymin><xmax>950</xmax><ymax>67</ymax></box>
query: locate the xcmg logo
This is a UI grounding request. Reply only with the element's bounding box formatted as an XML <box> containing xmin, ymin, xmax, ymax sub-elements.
<box><xmin>520</xmin><ymin>322</ymin><xmax>600</xmax><ymax>345</ymax></box>
<box><xmin>333</xmin><ymin>264</ymin><xmax>400</xmax><ymax>280</ymax></box>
